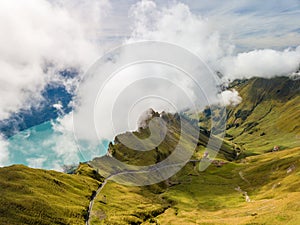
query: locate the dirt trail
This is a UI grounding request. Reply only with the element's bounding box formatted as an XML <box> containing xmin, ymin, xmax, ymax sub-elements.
<box><xmin>86</xmin><ymin>179</ymin><xmax>108</xmax><ymax>225</ymax></box>
<box><xmin>85</xmin><ymin>159</ymin><xmax>203</xmax><ymax>224</ymax></box>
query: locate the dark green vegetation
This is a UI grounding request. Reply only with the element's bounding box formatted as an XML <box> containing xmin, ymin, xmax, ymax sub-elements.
<box><xmin>0</xmin><ymin>76</ymin><xmax>299</xmax><ymax>225</ymax></box>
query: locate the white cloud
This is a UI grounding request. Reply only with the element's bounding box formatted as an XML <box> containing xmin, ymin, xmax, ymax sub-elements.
<box><xmin>51</xmin><ymin>113</ymin><xmax>106</xmax><ymax>164</ymax></box>
<box><xmin>52</xmin><ymin>0</ymin><xmax>110</xmax><ymax>31</ymax></box>
<box><xmin>0</xmin><ymin>135</ymin><xmax>9</xmax><ymax>167</ymax></box>
<box><xmin>50</xmin><ymin>113</ymin><xmax>80</xmax><ymax>164</ymax></box>
<box><xmin>220</xmin><ymin>46</ymin><xmax>300</xmax><ymax>79</ymax></box>
<box><xmin>235</xmin><ymin>33</ymin><xmax>300</xmax><ymax>50</ymax></box>
<box><xmin>218</xmin><ymin>89</ymin><xmax>242</xmax><ymax>106</ymax></box>
<box><xmin>99</xmin><ymin>0</ymin><xmax>300</xmax><ymax>51</ymax></box>
<box><xmin>53</xmin><ymin>101</ymin><xmax>64</xmax><ymax>115</ymax></box>
<box><xmin>2</xmin><ymin>0</ymin><xmax>300</xmax><ymax>170</ymax></box>
<box><xmin>181</xmin><ymin>0</ymin><xmax>300</xmax><ymax>50</ymax></box>
<box><xmin>74</xmin><ymin>53</ymin><xmax>220</xmax><ymax>141</ymax></box>
<box><xmin>73</xmin><ymin>0</ymin><xmax>300</xmax><ymax>143</ymax></box>
<box><xmin>104</xmin><ymin>0</ymin><xmax>300</xmax><ymax>51</ymax></box>
<box><xmin>126</xmin><ymin>1</ymin><xmax>300</xmax><ymax>80</ymax></box>
<box><xmin>0</xmin><ymin>0</ymin><xmax>110</xmax><ymax>120</ymax></box>
<box><xmin>26</xmin><ymin>157</ymin><xmax>47</xmax><ymax>169</ymax></box>
<box><xmin>127</xmin><ymin>1</ymin><xmax>232</xmax><ymax>64</ymax></box>
<box><xmin>2</xmin><ymin>0</ymin><xmax>299</xmax><ymax>127</ymax></box>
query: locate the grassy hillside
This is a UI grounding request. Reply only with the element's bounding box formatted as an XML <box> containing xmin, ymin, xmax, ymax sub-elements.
<box><xmin>225</xmin><ymin>77</ymin><xmax>300</xmax><ymax>154</ymax></box>
<box><xmin>197</xmin><ymin>77</ymin><xmax>300</xmax><ymax>154</ymax></box>
<box><xmin>0</xmin><ymin>164</ymin><xmax>102</xmax><ymax>225</ymax></box>
<box><xmin>106</xmin><ymin>112</ymin><xmax>237</xmax><ymax>164</ymax></box>
<box><xmin>90</xmin><ymin>147</ymin><xmax>300</xmax><ymax>225</ymax></box>
<box><xmin>88</xmin><ymin>77</ymin><xmax>300</xmax><ymax>224</ymax></box>
<box><xmin>89</xmin><ymin>111</ymin><xmax>239</xmax><ymax>186</ymax></box>
<box><xmin>0</xmin><ymin>77</ymin><xmax>299</xmax><ymax>225</ymax></box>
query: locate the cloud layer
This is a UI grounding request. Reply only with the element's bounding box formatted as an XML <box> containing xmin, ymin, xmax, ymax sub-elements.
<box><xmin>219</xmin><ymin>47</ymin><xmax>300</xmax><ymax>79</ymax></box>
<box><xmin>1</xmin><ymin>0</ymin><xmax>300</xmax><ymax>169</ymax></box>
<box><xmin>0</xmin><ymin>135</ymin><xmax>9</xmax><ymax>167</ymax></box>
<box><xmin>218</xmin><ymin>89</ymin><xmax>242</xmax><ymax>106</ymax></box>
<box><xmin>127</xmin><ymin>1</ymin><xmax>300</xmax><ymax>80</ymax></box>
<box><xmin>0</xmin><ymin>0</ymin><xmax>109</xmax><ymax>120</ymax></box>
<box><xmin>39</xmin><ymin>0</ymin><xmax>300</xmax><ymax>148</ymax></box>
<box><xmin>127</xmin><ymin>1</ymin><xmax>232</xmax><ymax>64</ymax></box>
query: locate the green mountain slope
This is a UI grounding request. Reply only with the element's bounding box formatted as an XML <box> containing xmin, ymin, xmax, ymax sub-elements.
<box><xmin>0</xmin><ymin>76</ymin><xmax>299</xmax><ymax>225</ymax></box>
<box><xmin>89</xmin><ymin>111</ymin><xmax>239</xmax><ymax>186</ymax></box>
<box><xmin>198</xmin><ymin>77</ymin><xmax>300</xmax><ymax>154</ymax></box>
<box><xmin>0</xmin><ymin>164</ymin><xmax>102</xmax><ymax>225</ymax></box>
<box><xmin>97</xmin><ymin>111</ymin><xmax>237</xmax><ymax>164</ymax></box>
<box><xmin>87</xmin><ymin>77</ymin><xmax>300</xmax><ymax>224</ymax></box>
<box><xmin>90</xmin><ymin>147</ymin><xmax>300</xmax><ymax>225</ymax></box>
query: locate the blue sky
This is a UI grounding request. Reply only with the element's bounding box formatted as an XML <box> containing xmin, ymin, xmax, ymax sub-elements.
<box><xmin>102</xmin><ymin>0</ymin><xmax>300</xmax><ymax>51</ymax></box>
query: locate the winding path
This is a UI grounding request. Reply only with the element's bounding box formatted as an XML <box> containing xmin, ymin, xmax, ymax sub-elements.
<box><xmin>86</xmin><ymin>179</ymin><xmax>108</xmax><ymax>225</ymax></box>
<box><xmin>85</xmin><ymin>159</ymin><xmax>203</xmax><ymax>225</ymax></box>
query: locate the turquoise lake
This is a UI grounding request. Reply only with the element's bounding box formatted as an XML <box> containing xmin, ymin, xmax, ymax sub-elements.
<box><xmin>7</xmin><ymin>120</ymin><xmax>109</xmax><ymax>170</ymax></box>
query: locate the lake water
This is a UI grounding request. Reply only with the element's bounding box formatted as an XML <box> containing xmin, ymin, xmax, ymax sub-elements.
<box><xmin>7</xmin><ymin>120</ymin><xmax>109</xmax><ymax>170</ymax></box>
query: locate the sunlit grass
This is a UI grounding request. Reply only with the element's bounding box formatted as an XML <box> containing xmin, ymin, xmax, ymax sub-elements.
<box><xmin>0</xmin><ymin>164</ymin><xmax>100</xmax><ymax>225</ymax></box>
<box><xmin>90</xmin><ymin>148</ymin><xmax>300</xmax><ymax>225</ymax></box>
